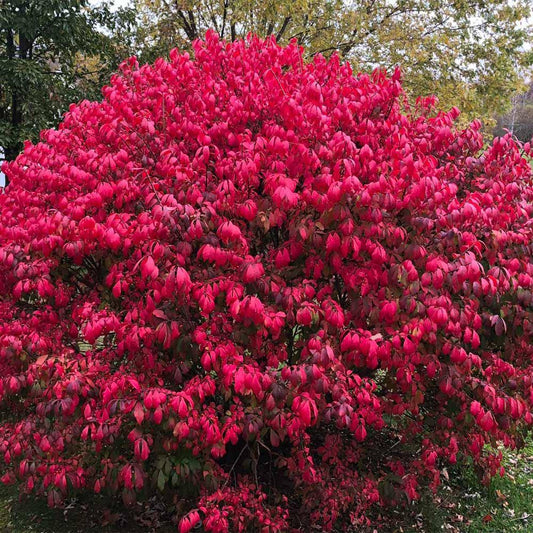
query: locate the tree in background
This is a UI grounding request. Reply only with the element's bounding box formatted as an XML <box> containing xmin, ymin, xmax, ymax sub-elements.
<box><xmin>0</xmin><ymin>0</ymin><xmax>135</xmax><ymax>182</ymax></box>
<box><xmin>135</xmin><ymin>0</ymin><xmax>532</xmax><ymax>125</ymax></box>
<box><xmin>494</xmin><ymin>81</ymin><xmax>533</xmax><ymax>143</ymax></box>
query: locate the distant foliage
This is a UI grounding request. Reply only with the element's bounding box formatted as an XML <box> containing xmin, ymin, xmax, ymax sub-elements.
<box><xmin>135</xmin><ymin>0</ymin><xmax>533</xmax><ymax>125</ymax></box>
<box><xmin>0</xmin><ymin>33</ymin><xmax>532</xmax><ymax>532</ymax></box>
<box><xmin>494</xmin><ymin>84</ymin><xmax>533</xmax><ymax>143</ymax></box>
<box><xmin>0</xmin><ymin>0</ymin><xmax>136</xmax><ymax>169</ymax></box>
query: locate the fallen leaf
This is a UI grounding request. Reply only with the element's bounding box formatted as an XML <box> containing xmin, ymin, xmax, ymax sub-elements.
<box><xmin>495</xmin><ymin>489</ymin><xmax>507</xmax><ymax>502</ymax></box>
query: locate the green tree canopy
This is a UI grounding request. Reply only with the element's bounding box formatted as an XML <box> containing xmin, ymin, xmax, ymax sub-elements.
<box><xmin>135</xmin><ymin>0</ymin><xmax>532</xmax><ymax>125</ymax></box>
<box><xmin>0</xmin><ymin>0</ymin><xmax>135</xmax><ymax>174</ymax></box>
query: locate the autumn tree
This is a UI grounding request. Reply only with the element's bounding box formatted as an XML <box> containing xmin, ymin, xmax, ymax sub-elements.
<box><xmin>0</xmin><ymin>0</ymin><xmax>135</xmax><ymax>180</ymax></box>
<box><xmin>134</xmin><ymin>0</ymin><xmax>532</xmax><ymax>124</ymax></box>
<box><xmin>0</xmin><ymin>34</ymin><xmax>532</xmax><ymax>531</ymax></box>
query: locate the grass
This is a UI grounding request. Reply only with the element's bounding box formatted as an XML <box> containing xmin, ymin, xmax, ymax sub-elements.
<box><xmin>411</xmin><ymin>438</ymin><xmax>533</xmax><ymax>533</ymax></box>
<box><xmin>0</xmin><ymin>487</ymin><xmax>175</xmax><ymax>533</ymax></box>
<box><xmin>462</xmin><ymin>441</ymin><xmax>533</xmax><ymax>532</ymax></box>
<box><xmin>0</xmin><ymin>440</ymin><xmax>530</xmax><ymax>532</ymax></box>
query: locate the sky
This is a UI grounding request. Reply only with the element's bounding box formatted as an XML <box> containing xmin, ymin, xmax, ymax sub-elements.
<box><xmin>103</xmin><ymin>0</ymin><xmax>131</xmax><ymax>7</ymax></box>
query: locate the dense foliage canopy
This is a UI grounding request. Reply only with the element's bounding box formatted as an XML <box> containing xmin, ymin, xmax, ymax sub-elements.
<box><xmin>1</xmin><ymin>0</ymin><xmax>531</xmax><ymax>174</ymax></box>
<box><xmin>135</xmin><ymin>0</ymin><xmax>533</xmax><ymax>124</ymax></box>
<box><xmin>0</xmin><ymin>34</ymin><xmax>532</xmax><ymax>532</ymax></box>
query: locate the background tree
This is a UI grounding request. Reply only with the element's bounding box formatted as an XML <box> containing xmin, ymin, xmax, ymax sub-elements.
<box><xmin>0</xmin><ymin>0</ymin><xmax>136</xmax><ymax>182</ymax></box>
<box><xmin>494</xmin><ymin>81</ymin><xmax>533</xmax><ymax>142</ymax></box>
<box><xmin>134</xmin><ymin>0</ymin><xmax>532</xmax><ymax>125</ymax></box>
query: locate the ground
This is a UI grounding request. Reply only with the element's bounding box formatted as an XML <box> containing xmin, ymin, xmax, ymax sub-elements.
<box><xmin>413</xmin><ymin>438</ymin><xmax>533</xmax><ymax>533</ymax></box>
<box><xmin>0</xmin><ymin>440</ymin><xmax>531</xmax><ymax>532</ymax></box>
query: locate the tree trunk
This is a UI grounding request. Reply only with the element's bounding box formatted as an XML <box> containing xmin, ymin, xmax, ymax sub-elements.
<box><xmin>3</xmin><ymin>9</ymin><xmax>33</xmax><ymax>185</ymax></box>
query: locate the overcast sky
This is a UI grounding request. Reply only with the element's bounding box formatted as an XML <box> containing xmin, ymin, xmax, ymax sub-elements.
<box><xmin>104</xmin><ymin>0</ymin><xmax>131</xmax><ymax>8</ymax></box>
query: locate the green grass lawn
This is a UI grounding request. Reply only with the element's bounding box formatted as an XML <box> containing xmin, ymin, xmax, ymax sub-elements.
<box><xmin>0</xmin><ymin>487</ymin><xmax>175</xmax><ymax>533</ymax></box>
<box><xmin>413</xmin><ymin>438</ymin><xmax>533</xmax><ymax>533</ymax></box>
<box><xmin>0</xmin><ymin>440</ymin><xmax>530</xmax><ymax>532</ymax></box>
<box><xmin>462</xmin><ymin>442</ymin><xmax>533</xmax><ymax>533</ymax></box>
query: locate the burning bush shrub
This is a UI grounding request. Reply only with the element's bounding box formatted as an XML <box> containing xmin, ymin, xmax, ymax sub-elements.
<box><xmin>0</xmin><ymin>31</ymin><xmax>532</xmax><ymax>532</ymax></box>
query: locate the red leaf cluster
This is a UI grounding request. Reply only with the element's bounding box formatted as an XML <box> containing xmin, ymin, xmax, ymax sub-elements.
<box><xmin>0</xmin><ymin>31</ymin><xmax>532</xmax><ymax>531</ymax></box>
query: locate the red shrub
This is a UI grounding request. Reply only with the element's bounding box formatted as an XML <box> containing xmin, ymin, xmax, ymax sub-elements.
<box><xmin>0</xmin><ymin>32</ymin><xmax>532</xmax><ymax>531</ymax></box>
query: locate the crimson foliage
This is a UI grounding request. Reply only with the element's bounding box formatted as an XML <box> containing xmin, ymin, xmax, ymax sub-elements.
<box><xmin>0</xmin><ymin>32</ymin><xmax>532</xmax><ymax>532</ymax></box>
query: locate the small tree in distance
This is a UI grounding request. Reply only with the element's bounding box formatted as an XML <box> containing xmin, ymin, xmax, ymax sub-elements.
<box><xmin>0</xmin><ymin>32</ymin><xmax>532</xmax><ymax>532</ymax></box>
<box><xmin>494</xmin><ymin>82</ymin><xmax>533</xmax><ymax>143</ymax></box>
